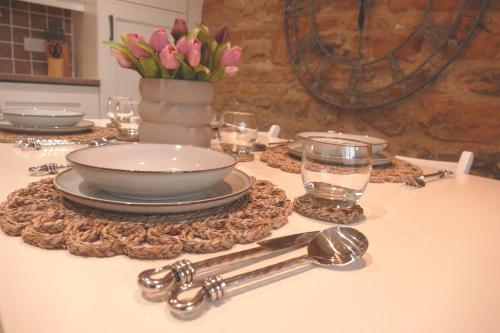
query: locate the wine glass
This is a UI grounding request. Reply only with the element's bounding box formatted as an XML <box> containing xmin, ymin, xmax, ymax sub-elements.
<box><xmin>114</xmin><ymin>100</ymin><xmax>140</xmax><ymax>138</ymax></box>
<box><xmin>301</xmin><ymin>137</ymin><xmax>372</xmax><ymax>208</ymax></box>
<box><xmin>218</xmin><ymin>111</ymin><xmax>258</xmax><ymax>157</ymax></box>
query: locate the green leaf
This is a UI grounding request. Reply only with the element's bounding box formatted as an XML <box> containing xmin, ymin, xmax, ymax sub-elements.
<box><xmin>179</xmin><ymin>61</ymin><xmax>195</xmax><ymax>80</ymax></box>
<box><xmin>102</xmin><ymin>40</ymin><xmax>140</xmax><ymax>68</ymax></box>
<box><xmin>213</xmin><ymin>42</ymin><xmax>229</xmax><ymax>72</ymax></box>
<box><xmin>208</xmin><ymin>40</ymin><xmax>218</xmax><ymax>71</ymax></box>
<box><xmin>120</xmin><ymin>33</ymin><xmax>129</xmax><ymax>44</ymax></box>
<box><xmin>193</xmin><ymin>64</ymin><xmax>210</xmax><ymax>74</ymax></box>
<box><xmin>138</xmin><ymin>56</ymin><xmax>160</xmax><ymax>77</ymax></box>
<box><xmin>187</xmin><ymin>27</ymin><xmax>200</xmax><ymax>40</ymax></box>
<box><xmin>208</xmin><ymin>67</ymin><xmax>225</xmax><ymax>82</ymax></box>
<box><xmin>137</xmin><ymin>41</ymin><xmax>154</xmax><ymax>55</ymax></box>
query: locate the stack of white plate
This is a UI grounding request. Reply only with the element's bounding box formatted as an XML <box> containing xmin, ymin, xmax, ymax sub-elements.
<box><xmin>55</xmin><ymin>143</ymin><xmax>251</xmax><ymax>214</ymax></box>
<box><xmin>0</xmin><ymin>108</ymin><xmax>92</xmax><ymax>133</ymax></box>
<box><xmin>286</xmin><ymin>131</ymin><xmax>394</xmax><ymax>167</ymax></box>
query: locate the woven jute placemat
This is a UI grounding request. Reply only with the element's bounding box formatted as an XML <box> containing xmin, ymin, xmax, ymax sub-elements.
<box><xmin>260</xmin><ymin>146</ymin><xmax>423</xmax><ymax>183</ymax></box>
<box><xmin>0</xmin><ymin>177</ymin><xmax>292</xmax><ymax>259</ymax></box>
<box><xmin>0</xmin><ymin>126</ymin><xmax>121</xmax><ymax>143</ymax></box>
<box><xmin>293</xmin><ymin>194</ymin><xmax>364</xmax><ymax>224</ymax></box>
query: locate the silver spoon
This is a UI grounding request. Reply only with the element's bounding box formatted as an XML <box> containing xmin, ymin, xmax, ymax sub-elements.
<box><xmin>168</xmin><ymin>226</ymin><xmax>369</xmax><ymax>318</ymax></box>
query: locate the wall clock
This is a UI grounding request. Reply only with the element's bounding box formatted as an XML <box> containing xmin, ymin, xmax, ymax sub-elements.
<box><xmin>284</xmin><ymin>0</ymin><xmax>490</xmax><ymax>109</ymax></box>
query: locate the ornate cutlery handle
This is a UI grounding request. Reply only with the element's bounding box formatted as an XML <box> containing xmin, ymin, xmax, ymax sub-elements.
<box><xmin>424</xmin><ymin>169</ymin><xmax>452</xmax><ymax>180</ymax></box>
<box><xmin>168</xmin><ymin>255</ymin><xmax>311</xmax><ymax>318</ymax></box>
<box><xmin>29</xmin><ymin>163</ymin><xmax>68</xmax><ymax>176</ymax></box>
<box><xmin>138</xmin><ymin>246</ymin><xmax>272</xmax><ymax>300</ymax></box>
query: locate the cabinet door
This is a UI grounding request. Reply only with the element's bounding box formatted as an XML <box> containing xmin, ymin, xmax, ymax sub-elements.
<box><xmin>98</xmin><ymin>1</ymin><xmax>187</xmax><ymax>116</ymax></box>
<box><xmin>0</xmin><ymin>83</ymin><xmax>100</xmax><ymax>118</ymax></box>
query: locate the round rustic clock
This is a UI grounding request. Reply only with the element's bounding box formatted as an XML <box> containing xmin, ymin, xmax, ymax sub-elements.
<box><xmin>284</xmin><ymin>0</ymin><xmax>489</xmax><ymax>109</ymax></box>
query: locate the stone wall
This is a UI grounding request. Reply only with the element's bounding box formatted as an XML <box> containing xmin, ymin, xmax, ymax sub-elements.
<box><xmin>203</xmin><ymin>0</ymin><xmax>500</xmax><ymax>179</ymax></box>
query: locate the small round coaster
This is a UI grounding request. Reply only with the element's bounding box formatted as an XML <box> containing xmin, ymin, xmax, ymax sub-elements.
<box><xmin>293</xmin><ymin>194</ymin><xmax>364</xmax><ymax>224</ymax></box>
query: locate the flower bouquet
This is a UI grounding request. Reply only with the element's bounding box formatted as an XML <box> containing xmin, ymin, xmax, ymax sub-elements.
<box><xmin>104</xmin><ymin>18</ymin><xmax>242</xmax><ymax>81</ymax></box>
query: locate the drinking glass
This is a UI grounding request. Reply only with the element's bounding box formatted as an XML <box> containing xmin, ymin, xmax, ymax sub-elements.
<box><xmin>106</xmin><ymin>96</ymin><xmax>131</xmax><ymax>124</ymax></box>
<box><xmin>218</xmin><ymin>111</ymin><xmax>258</xmax><ymax>157</ymax></box>
<box><xmin>302</xmin><ymin>137</ymin><xmax>372</xmax><ymax>208</ymax></box>
<box><xmin>114</xmin><ymin>100</ymin><xmax>140</xmax><ymax>138</ymax></box>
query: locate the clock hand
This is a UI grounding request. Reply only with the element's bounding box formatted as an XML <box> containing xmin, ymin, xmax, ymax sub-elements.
<box><xmin>358</xmin><ymin>0</ymin><xmax>366</xmax><ymax>31</ymax></box>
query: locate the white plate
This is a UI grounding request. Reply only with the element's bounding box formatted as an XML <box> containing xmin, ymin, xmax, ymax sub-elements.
<box><xmin>0</xmin><ymin>119</ymin><xmax>94</xmax><ymax>133</ymax></box>
<box><xmin>54</xmin><ymin>168</ymin><xmax>251</xmax><ymax>214</ymax></box>
<box><xmin>2</xmin><ymin>108</ymin><xmax>85</xmax><ymax>127</ymax></box>
<box><xmin>296</xmin><ymin>131</ymin><xmax>388</xmax><ymax>154</ymax></box>
<box><xmin>286</xmin><ymin>142</ymin><xmax>394</xmax><ymax>166</ymax></box>
<box><xmin>66</xmin><ymin>143</ymin><xmax>237</xmax><ymax>199</ymax></box>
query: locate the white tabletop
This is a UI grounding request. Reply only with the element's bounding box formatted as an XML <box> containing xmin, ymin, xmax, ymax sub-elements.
<box><xmin>1</xmin><ymin>123</ymin><xmax>499</xmax><ymax>333</ymax></box>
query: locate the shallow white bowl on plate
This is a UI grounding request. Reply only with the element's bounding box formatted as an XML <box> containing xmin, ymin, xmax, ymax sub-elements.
<box><xmin>296</xmin><ymin>131</ymin><xmax>388</xmax><ymax>154</ymax></box>
<box><xmin>66</xmin><ymin>143</ymin><xmax>237</xmax><ymax>199</ymax></box>
<box><xmin>54</xmin><ymin>168</ymin><xmax>251</xmax><ymax>214</ymax></box>
<box><xmin>2</xmin><ymin>108</ymin><xmax>85</xmax><ymax>127</ymax></box>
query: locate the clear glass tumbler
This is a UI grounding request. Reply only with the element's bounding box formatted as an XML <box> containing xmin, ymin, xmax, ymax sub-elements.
<box><xmin>114</xmin><ymin>100</ymin><xmax>140</xmax><ymax>138</ymax></box>
<box><xmin>218</xmin><ymin>111</ymin><xmax>258</xmax><ymax>157</ymax></box>
<box><xmin>302</xmin><ymin>137</ymin><xmax>372</xmax><ymax>208</ymax></box>
<box><xmin>106</xmin><ymin>96</ymin><xmax>131</xmax><ymax>125</ymax></box>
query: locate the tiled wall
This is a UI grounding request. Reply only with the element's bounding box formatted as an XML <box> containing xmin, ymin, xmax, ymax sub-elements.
<box><xmin>0</xmin><ymin>0</ymin><xmax>73</xmax><ymax>76</ymax></box>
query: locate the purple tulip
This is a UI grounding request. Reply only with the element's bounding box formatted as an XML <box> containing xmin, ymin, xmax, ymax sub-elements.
<box><xmin>171</xmin><ymin>18</ymin><xmax>188</xmax><ymax>40</ymax></box>
<box><xmin>149</xmin><ymin>27</ymin><xmax>169</xmax><ymax>53</ymax></box>
<box><xmin>220</xmin><ymin>46</ymin><xmax>243</xmax><ymax>66</ymax></box>
<box><xmin>187</xmin><ymin>38</ymin><xmax>201</xmax><ymax>67</ymax></box>
<box><xmin>160</xmin><ymin>43</ymin><xmax>180</xmax><ymax>69</ymax></box>
<box><xmin>112</xmin><ymin>48</ymin><xmax>133</xmax><ymax>68</ymax></box>
<box><xmin>215</xmin><ymin>26</ymin><xmax>229</xmax><ymax>44</ymax></box>
<box><xmin>176</xmin><ymin>36</ymin><xmax>189</xmax><ymax>56</ymax></box>
<box><xmin>225</xmin><ymin>66</ymin><xmax>238</xmax><ymax>77</ymax></box>
<box><xmin>126</xmin><ymin>33</ymin><xmax>149</xmax><ymax>58</ymax></box>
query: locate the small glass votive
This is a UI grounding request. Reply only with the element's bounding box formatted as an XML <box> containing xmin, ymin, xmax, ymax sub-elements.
<box><xmin>301</xmin><ymin>137</ymin><xmax>373</xmax><ymax>209</ymax></box>
<box><xmin>114</xmin><ymin>100</ymin><xmax>140</xmax><ymax>138</ymax></box>
<box><xmin>218</xmin><ymin>111</ymin><xmax>258</xmax><ymax>157</ymax></box>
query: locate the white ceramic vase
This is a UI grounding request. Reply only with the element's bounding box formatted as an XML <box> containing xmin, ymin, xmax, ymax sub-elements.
<box><xmin>138</xmin><ymin>78</ymin><xmax>214</xmax><ymax>147</ymax></box>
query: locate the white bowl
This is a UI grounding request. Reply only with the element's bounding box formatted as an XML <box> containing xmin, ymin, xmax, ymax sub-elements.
<box><xmin>2</xmin><ymin>108</ymin><xmax>85</xmax><ymax>127</ymax></box>
<box><xmin>66</xmin><ymin>143</ymin><xmax>237</xmax><ymax>199</ymax></box>
<box><xmin>296</xmin><ymin>131</ymin><xmax>388</xmax><ymax>154</ymax></box>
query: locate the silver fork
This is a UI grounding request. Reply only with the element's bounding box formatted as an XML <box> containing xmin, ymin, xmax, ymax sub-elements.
<box><xmin>399</xmin><ymin>169</ymin><xmax>452</xmax><ymax>188</ymax></box>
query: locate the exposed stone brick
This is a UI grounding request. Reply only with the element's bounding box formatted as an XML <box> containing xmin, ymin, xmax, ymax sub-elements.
<box><xmin>203</xmin><ymin>0</ymin><xmax>500</xmax><ymax>179</ymax></box>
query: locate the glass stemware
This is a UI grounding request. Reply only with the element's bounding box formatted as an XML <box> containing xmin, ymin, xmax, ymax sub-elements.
<box><xmin>301</xmin><ymin>137</ymin><xmax>372</xmax><ymax>208</ymax></box>
<box><xmin>218</xmin><ymin>111</ymin><xmax>258</xmax><ymax>157</ymax></box>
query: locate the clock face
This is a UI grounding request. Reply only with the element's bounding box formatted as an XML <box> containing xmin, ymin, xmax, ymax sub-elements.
<box><xmin>284</xmin><ymin>0</ymin><xmax>489</xmax><ymax>109</ymax></box>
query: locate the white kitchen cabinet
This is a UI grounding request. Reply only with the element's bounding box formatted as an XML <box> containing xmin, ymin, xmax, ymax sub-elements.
<box><xmin>75</xmin><ymin>0</ymin><xmax>203</xmax><ymax>117</ymax></box>
<box><xmin>0</xmin><ymin>82</ymin><xmax>100</xmax><ymax>118</ymax></box>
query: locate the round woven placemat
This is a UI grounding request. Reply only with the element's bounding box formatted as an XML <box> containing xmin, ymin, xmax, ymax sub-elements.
<box><xmin>260</xmin><ymin>146</ymin><xmax>423</xmax><ymax>183</ymax></box>
<box><xmin>0</xmin><ymin>126</ymin><xmax>120</xmax><ymax>143</ymax></box>
<box><xmin>293</xmin><ymin>194</ymin><xmax>364</xmax><ymax>224</ymax></box>
<box><xmin>0</xmin><ymin>177</ymin><xmax>292</xmax><ymax>259</ymax></box>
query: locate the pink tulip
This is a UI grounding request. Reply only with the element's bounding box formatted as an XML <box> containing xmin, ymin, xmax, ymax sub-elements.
<box><xmin>149</xmin><ymin>27</ymin><xmax>169</xmax><ymax>53</ymax></box>
<box><xmin>171</xmin><ymin>18</ymin><xmax>188</xmax><ymax>40</ymax></box>
<box><xmin>126</xmin><ymin>33</ymin><xmax>149</xmax><ymax>58</ymax></box>
<box><xmin>225</xmin><ymin>66</ymin><xmax>238</xmax><ymax>77</ymax></box>
<box><xmin>160</xmin><ymin>43</ymin><xmax>180</xmax><ymax>69</ymax></box>
<box><xmin>176</xmin><ymin>36</ymin><xmax>189</xmax><ymax>55</ymax></box>
<box><xmin>220</xmin><ymin>46</ymin><xmax>243</xmax><ymax>66</ymax></box>
<box><xmin>187</xmin><ymin>38</ymin><xmax>201</xmax><ymax>67</ymax></box>
<box><xmin>112</xmin><ymin>48</ymin><xmax>133</xmax><ymax>68</ymax></box>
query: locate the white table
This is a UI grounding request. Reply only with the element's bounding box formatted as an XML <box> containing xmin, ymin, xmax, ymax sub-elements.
<box><xmin>1</xmin><ymin>123</ymin><xmax>499</xmax><ymax>333</ymax></box>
